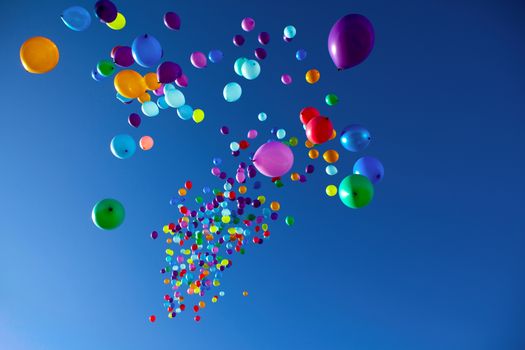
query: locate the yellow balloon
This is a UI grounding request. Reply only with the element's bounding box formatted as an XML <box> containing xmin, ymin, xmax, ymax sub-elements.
<box><xmin>325</xmin><ymin>184</ymin><xmax>338</xmax><ymax>197</ymax></box>
<box><xmin>107</xmin><ymin>13</ymin><xmax>126</xmax><ymax>30</ymax></box>
<box><xmin>20</xmin><ymin>36</ymin><xmax>59</xmax><ymax>74</ymax></box>
<box><xmin>305</xmin><ymin>69</ymin><xmax>320</xmax><ymax>84</ymax></box>
<box><xmin>323</xmin><ymin>150</ymin><xmax>339</xmax><ymax>163</ymax></box>
<box><xmin>114</xmin><ymin>70</ymin><xmax>146</xmax><ymax>99</ymax></box>
<box><xmin>193</xmin><ymin>109</ymin><xmax>205</xmax><ymax>123</ymax></box>
<box><xmin>144</xmin><ymin>72</ymin><xmax>161</xmax><ymax>91</ymax></box>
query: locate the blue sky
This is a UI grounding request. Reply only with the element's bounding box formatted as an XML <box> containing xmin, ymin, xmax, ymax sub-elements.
<box><xmin>1</xmin><ymin>0</ymin><xmax>525</xmax><ymax>349</ymax></box>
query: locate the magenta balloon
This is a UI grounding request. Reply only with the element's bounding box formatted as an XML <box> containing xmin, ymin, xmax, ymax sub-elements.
<box><xmin>157</xmin><ymin>61</ymin><xmax>182</xmax><ymax>83</ymax></box>
<box><xmin>241</xmin><ymin>17</ymin><xmax>255</xmax><ymax>32</ymax></box>
<box><xmin>254</xmin><ymin>48</ymin><xmax>267</xmax><ymax>60</ymax></box>
<box><xmin>113</xmin><ymin>46</ymin><xmax>134</xmax><ymax>67</ymax></box>
<box><xmin>328</xmin><ymin>14</ymin><xmax>374</xmax><ymax>70</ymax></box>
<box><xmin>153</xmin><ymin>85</ymin><xmax>164</xmax><ymax>96</ymax></box>
<box><xmin>190</xmin><ymin>52</ymin><xmax>207</xmax><ymax>68</ymax></box>
<box><xmin>252</xmin><ymin>141</ymin><xmax>294</xmax><ymax>177</ymax></box>
<box><xmin>164</xmin><ymin>12</ymin><xmax>181</xmax><ymax>30</ymax></box>
<box><xmin>258</xmin><ymin>32</ymin><xmax>270</xmax><ymax>45</ymax></box>
<box><xmin>175</xmin><ymin>73</ymin><xmax>188</xmax><ymax>88</ymax></box>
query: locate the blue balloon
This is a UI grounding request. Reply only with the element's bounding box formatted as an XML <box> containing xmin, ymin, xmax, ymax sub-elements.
<box><xmin>340</xmin><ymin>124</ymin><xmax>371</xmax><ymax>152</ymax></box>
<box><xmin>296</xmin><ymin>49</ymin><xmax>307</xmax><ymax>61</ymax></box>
<box><xmin>177</xmin><ymin>105</ymin><xmax>193</xmax><ymax>120</ymax></box>
<box><xmin>165</xmin><ymin>89</ymin><xmax>185</xmax><ymax>108</ymax></box>
<box><xmin>91</xmin><ymin>68</ymin><xmax>104</xmax><ymax>82</ymax></box>
<box><xmin>353</xmin><ymin>156</ymin><xmax>384</xmax><ymax>184</ymax></box>
<box><xmin>223</xmin><ymin>82</ymin><xmax>242</xmax><ymax>102</ymax></box>
<box><xmin>241</xmin><ymin>60</ymin><xmax>261</xmax><ymax>80</ymax></box>
<box><xmin>325</xmin><ymin>165</ymin><xmax>338</xmax><ymax>176</ymax></box>
<box><xmin>234</xmin><ymin>57</ymin><xmax>248</xmax><ymax>76</ymax></box>
<box><xmin>110</xmin><ymin>135</ymin><xmax>136</xmax><ymax>159</ymax></box>
<box><xmin>116</xmin><ymin>93</ymin><xmax>132</xmax><ymax>104</ymax></box>
<box><xmin>61</xmin><ymin>6</ymin><xmax>91</xmax><ymax>31</ymax></box>
<box><xmin>132</xmin><ymin>34</ymin><xmax>163</xmax><ymax>68</ymax></box>
<box><xmin>157</xmin><ymin>96</ymin><xmax>169</xmax><ymax>109</ymax></box>
<box><xmin>208</xmin><ymin>50</ymin><xmax>224</xmax><ymax>63</ymax></box>
<box><xmin>141</xmin><ymin>101</ymin><xmax>159</xmax><ymax>117</ymax></box>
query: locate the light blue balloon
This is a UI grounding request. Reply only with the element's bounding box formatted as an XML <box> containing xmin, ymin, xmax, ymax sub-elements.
<box><xmin>230</xmin><ymin>142</ymin><xmax>240</xmax><ymax>151</ymax></box>
<box><xmin>131</xmin><ymin>34</ymin><xmax>163</xmax><ymax>68</ymax></box>
<box><xmin>163</xmin><ymin>83</ymin><xmax>176</xmax><ymax>94</ymax></box>
<box><xmin>165</xmin><ymin>89</ymin><xmax>185</xmax><ymax>108</ymax></box>
<box><xmin>141</xmin><ymin>101</ymin><xmax>159</xmax><ymax>117</ymax></box>
<box><xmin>258</xmin><ymin>112</ymin><xmax>267</xmax><ymax>121</ymax></box>
<box><xmin>326</xmin><ymin>165</ymin><xmax>338</xmax><ymax>176</ymax></box>
<box><xmin>209</xmin><ymin>49</ymin><xmax>224</xmax><ymax>63</ymax></box>
<box><xmin>157</xmin><ymin>96</ymin><xmax>169</xmax><ymax>109</ymax></box>
<box><xmin>276</xmin><ymin>129</ymin><xmax>286</xmax><ymax>139</ymax></box>
<box><xmin>110</xmin><ymin>134</ymin><xmax>136</xmax><ymax>159</ymax></box>
<box><xmin>116</xmin><ymin>93</ymin><xmax>132</xmax><ymax>103</ymax></box>
<box><xmin>177</xmin><ymin>105</ymin><xmax>193</xmax><ymax>120</ymax></box>
<box><xmin>283</xmin><ymin>25</ymin><xmax>297</xmax><ymax>39</ymax></box>
<box><xmin>223</xmin><ymin>82</ymin><xmax>242</xmax><ymax>102</ymax></box>
<box><xmin>241</xmin><ymin>60</ymin><xmax>261</xmax><ymax>80</ymax></box>
<box><xmin>296</xmin><ymin>49</ymin><xmax>307</xmax><ymax>61</ymax></box>
<box><xmin>234</xmin><ymin>57</ymin><xmax>248</xmax><ymax>76</ymax></box>
<box><xmin>61</xmin><ymin>6</ymin><xmax>91</xmax><ymax>31</ymax></box>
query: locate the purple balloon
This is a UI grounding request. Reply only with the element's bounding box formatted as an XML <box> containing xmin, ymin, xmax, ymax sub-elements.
<box><xmin>254</xmin><ymin>48</ymin><xmax>267</xmax><ymax>60</ymax></box>
<box><xmin>156</xmin><ymin>61</ymin><xmax>182</xmax><ymax>83</ymax></box>
<box><xmin>153</xmin><ymin>85</ymin><xmax>164</xmax><ymax>96</ymax></box>
<box><xmin>94</xmin><ymin>0</ymin><xmax>117</xmax><ymax>23</ymax></box>
<box><xmin>190</xmin><ymin>52</ymin><xmax>207</xmax><ymax>68</ymax></box>
<box><xmin>353</xmin><ymin>156</ymin><xmax>384</xmax><ymax>184</ymax></box>
<box><xmin>328</xmin><ymin>14</ymin><xmax>375</xmax><ymax>70</ymax></box>
<box><xmin>128</xmin><ymin>113</ymin><xmax>141</xmax><ymax>128</ymax></box>
<box><xmin>233</xmin><ymin>34</ymin><xmax>245</xmax><ymax>47</ymax></box>
<box><xmin>175</xmin><ymin>73</ymin><xmax>188</xmax><ymax>88</ymax></box>
<box><xmin>252</xmin><ymin>141</ymin><xmax>294</xmax><ymax>177</ymax></box>
<box><xmin>258</xmin><ymin>32</ymin><xmax>270</xmax><ymax>45</ymax></box>
<box><xmin>283</xmin><ymin>35</ymin><xmax>292</xmax><ymax>43</ymax></box>
<box><xmin>164</xmin><ymin>12</ymin><xmax>181</xmax><ymax>30</ymax></box>
<box><xmin>113</xmin><ymin>46</ymin><xmax>134</xmax><ymax>67</ymax></box>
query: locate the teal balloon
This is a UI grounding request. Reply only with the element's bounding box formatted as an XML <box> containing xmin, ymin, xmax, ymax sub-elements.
<box><xmin>116</xmin><ymin>93</ymin><xmax>132</xmax><ymax>104</ymax></box>
<box><xmin>276</xmin><ymin>129</ymin><xmax>286</xmax><ymax>139</ymax></box>
<box><xmin>223</xmin><ymin>82</ymin><xmax>242</xmax><ymax>102</ymax></box>
<box><xmin>92</xmin><ymin>198</ymin><xmax>125</xmax><ymax>230</ymax></box>
<box><xmin>258</xmin><ymin>112</ymin><xmax>267</xmax><ymax>121</ymax></box>
<box><xmin>338</xmin><ymin>174</ymin><xmax>374</xmax><ymax>209</ymax></box>
<box><xmin>141</xmin><ymin>101</ymin><xmax>159</xmax><ymax>117</ymax></box>
<box><xmin>157</xmin><ymin>96</ymin><xmax>169</xmax><ymax>109</ymax></box>
<box><xmin>165</xmin><ymin>89</ymin><xmax>185</xmax><ymax>108</ymax></box>
<box><xmin>61</xmin><ymin>6</ymin><xmax>91</xmax><ymax>31</ymax></box>
<box><xmin>110</xmin><ymin>134</ymin><xmax>136</xmax><ymax>159</ymax></box>
<box><xmin>234</xmin><ymin>57</ymin><xmax>248</xmax><ymax>76</ymax></box>
<box><xmin>177</xmin><ymin>105</ymin><xmax>193</xmax><ymax>120</ymax></box>
<box><xmin>326</xmin><ymin>165</ymin><xmax>338</xmax><ymax>176</ymax></box>
<box><xmin>283</xmin><ymin>25</ymin><xmax>297</xmax><ymax>39</ymax></box>
<box><xmin>241</xmin><ymin>60</ymin><xmax>261</xmax><ymax>80</ymax></box>
<box><xmin>163</xmin><ymin>83</ymin><xmax>176</xmax><ymax>94</ymax></box>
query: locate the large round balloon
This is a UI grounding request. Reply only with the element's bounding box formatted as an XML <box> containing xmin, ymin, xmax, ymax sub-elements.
<box><xmin>92</xmin><ymin>198</ymin><xmax>125</xmax><ymax>230</ymax></box>
<box><xmin>241</xmin><ymin>60</ymin><xmax>260</xmax><ymax>80</ymax></box>
<box><xmin>338</xmin><ymin>174</ymin><xmax>374</xmax><ymax>208</ymax></box>
<box><xmin>223</xmin><ymin>82</ymin><xmax>242</xmax><ymax>102</ymax></box>
<box><xmin>305</xmin><ymin>116</ymin><xmax>334</xmax><ymax>144</ymax></box>
<box><xmin>20</xmin><ymin>37</ymin><xmax>59</xmax><ymax>74</ymax></box>
<box><xmin>252</xmin><ymin>141</ymin><xmax>294</xmax><ymax>177</ymax></box>
<box><xmin>340</xmin><ymin>124</ymin><xmax>371</xmax><ymax>152</ymax></box>
<box><xmin>132</xmin><ymin>34</ymin><xmax>163</xmax><ymax>68</ymax></box>
<box><xmin>61</xmin><ymin>6</ymin><xmax>91</xmax><ymax>31</ymax></box>
<box><xmin>328</xmin><ymin>14</ymin><xmax>374</xmax><ymax>70</ymax></box>
<box><xmin>110</xmin><ymin>134</ymin><xmax>136</xmax><ymax>159</ymax></box>
<box><xmin>114</xmin><ymin>70</ymin><xmax>146</xmax><ymax>99</ymax></box>
<box><xmin>113</xmin><ymin>46</ymin><xmax>134</xmax><ymax>67</ymax></box>
<box><xmin>157</xmin><ymin>61</ymin><xmax>182</xmax><ymax>83</ymax></box>
<box><xmin>353</xmin><ymin>156</ymin><xmax>384</xmax><ymax>184</ymax></box>
<box><xmin>94</xmin><ymin>0</ymin><xmax>117</xmax><ymax>23</ymax></box>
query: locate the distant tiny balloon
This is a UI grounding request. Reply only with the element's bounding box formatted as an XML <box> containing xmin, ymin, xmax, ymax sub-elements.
<box><xmin>254</xmin><ymin>48</ymin><xmax>267</xmax><ymax>60</ymax></box>
<box><xmin>233</xmin><ymin>34</ymin><xmax>245</xmax><ymax>47</ymax></box>
<box><xmin>258</xmin><ymin>32</ymin><xmax>270</xmax><ymax>45</ymax></box>
<box><xmin>190</xmin><ymin>51</ymin><xmax>207</xmax><ymax>68</ymax></box>
<box><xmin>283</xmin><ymin>25</ymin><xmax>297</xmax><ymax>39</ymax></box>
<box><xmin>296</xmin><ymin>49</ymin><xmax>307</xmax><ymax>61</ymax></box>
<box><xmin>164</xmin><ymin>12</ymin><xmax>181</xmax><ymax>30</ymax></box>
<box><xmin>208</xmin><ymin>50</ymin><xmax>223</xmax><ymax>63</ymax></box>
<box><xmin>281</xmin><ymin>74</ymin><xmax>292</xmax><ymax>85</ymax></box>
<box><xmin>241</xmin><ymin>17</ymin><xmax>255</xmax><ymax>32</ymax></box>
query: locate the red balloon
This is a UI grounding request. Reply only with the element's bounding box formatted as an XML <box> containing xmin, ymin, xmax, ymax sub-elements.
<box><xmin>300</xmin><ymin>107</ymin><xmax>320</xmax><ymax>125</ymax></box>
<box><xmin>306</xmin><ymin>116</ymin><xmax>334</xmax><ymax>144</ymax></box>
<box><xmin>149</xmin><ymin>315</ymin><xmax>156</xmax><ymax>323</ymax></box>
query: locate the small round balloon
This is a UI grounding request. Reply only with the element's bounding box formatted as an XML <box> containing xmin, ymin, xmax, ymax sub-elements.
<box><xmin>107</xmin><ymin>12</ymin><xmax>126</xmax><ymax>30</ymax></box>
<box><xmin>338</xmin><ymin>174</ymin><xmax>374</xmax><ymax>208</ymax></box>
<box><xmin>241</xmin><ymin>60</ymin><xmax>260</xmax><ymax>80</ymax></box>
<box><xmin>254</xmin><ymin>48</ymin><xmax>267</xmax><ymax>60</ymax></box>
<box><xmin>141</xmin><ymin>101</ymin><xmax>159</xmax><ymax>117</ymax></box>
<box><xmin>139</xmin><ymin>136</ymin><xmax>154</xmax><ymax>150</ymax></box>
<box><xmin>91</xmin><ymin>68</ymin><xmax>104</xmax><ymax>81</ymax></box>
<box><xmin>61</xmin><ymin>6</ymin><xmax>91</xmax><ymax>31</ymax></box>
<box><xmin>190</xmin><ymin>52</ymin><xmax>207</xmax><ymax>68</ymax></box>
<box><xmin>164</xmin><ymin>12</ymin><xmax>181</xmax><ymax>30</ymax></box>
<box><xmin>258</xmin><ymin>32</ymin><xmax>270</xmax><ymax>45</ymax></box>
<box><xmin>20</xmin><ymin>37</ymin><xmax>59</xmax><ymax>74</ymax></box>
<box><xmin>234</xmin><ymin>57</ymin><xmax>248</xmax><ymax>76</ymax></box>
<box><xmin>223</xmin><ymin>82</ymin><xmax>242</xmax><ymax>102</ymax></box>
<box><xmin>92</xmin><ymin>198</ymin><xmax>125</xmax><ymax>230</ymax></box>
<box><xmin>283</xmin><ymin>25</ymin><xmax>297</xmax><ymax>39</ymax></box>
<box><xmin>157</xmin><ymin>61</ymin><xmax>182</xmax><ymax>83</ymax></box>
<box><xmin>281</xmin><ymin>74</ymin><xmax>292</xmax><ymax>85</ymax></box>
<box><xmin>94</xmin><ymin>0</ymin><xmax>117</xmax><ymax>23</ymax></box>
<box><xmin>113</xmin><ymin>46</ymin><xmax>134</xmax><ymax>67</ymax></box>
<box><xmin>110</xmin><ymin>134</ymin><xmax>136</xmax><ymax>159</ymax></box>
<box><xmin>325</xmin><ymin>93</ymin><xmax>339</xmax><ymax>106</ymax></box>
<box><xmin>128</xmin><ymin>113</ymin><xmax>141</xmax><ymax>128</ymax></box>
<box><xmin>305</xmin><ymin>69</ymin><xmax>320</xmax><ymax>84</ymax></box>
<box><xmin>340</xmin><ymin>124</ymin><xmax>371</xmax><ymax>152</ymax></box>
<box><xmin>241</xmin><ymin>17</ymin><xmax>255</xmax><ymax>31</ymax></box>
<box><xmin>132</xmin><ymin>34</ymin><xmax>163</xmax><ymax>68</ymax></box>
<box><xmin>252</xmin><ymin>141</ymin><xmax>294</xmax><ymax>177</ymax></box>
<box><xmin>353</xmin><ymin>156</ymin><xmax>384</xmax><ymax>184</ymax></box>
<box><xmin>233</xmin><ymin>34</ymin><xmax>245</xmax><ymax>47</ymax></box>
<box><xmin>296</xmin><ymin>49</ymin><xmax>307</xmax><ymax>61</ymax></box>
<box><xmin>97</xmin><ymin>59</ymin><xmax>115</xmax><ymax>77</ymax></box>
<box><xmin>208</xmin><ymin>50</ymin><xmax>223</xmax><ymax>63</ymax></box>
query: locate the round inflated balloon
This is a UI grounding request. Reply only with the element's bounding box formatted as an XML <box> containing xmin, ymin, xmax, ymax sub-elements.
<box><xmin>305</xmin><ymin>69</ymin><xmax>320</xmax><ymax>84</ymax></box>
<box><xmin>92</xmin><ymin>68</ymin><xmax>104</xmax><ymax>81</ymax></box>
<box><xmin>234</xmin><ymin>57</ymin><xmax>248</xmax><ymax>76</ymax></box>
<box><xmin>325</xmin><ymin>184</ymin><xmax>338</xmax><ymax>197</ymax></box>
<box><xmin>241</xmin><ymin>60</ymin><xmax>260</xmax><ymax>80</ymax></box>
<box><xmin>296</xmin><ymin>49</ymin><xmax>307</xmax><ymax>61</ymax></box>
<box><xmin>241</xmin><ymin>17</ymin><xmax>255</xmax><ymax>32</ymax></box>
<box><xmin>157</xmin><ymin>96</ymin><xmax>169</xmax><ymax>109</ymax></box>
<box><xmin>252</xmin><ymin>141</ymin><xmax>294</xmax><ymax>177</ymax></box>
<box><xmin>258</xmin><ymin>32</ymin><xmax>270</xmax><ymax>45</ymax></box>
<box><xmin>254</xmin><ymin>48</ymin><xmax>267</xmax><ymax>60</ymax></box>
<box><xmin>20</xmin><ymin>37</ymin><xmax>59</xmax><ymax>74</ymax></box>
<box><xmin>141</xmin><ymin>101</ymin><xmax>159</xmax><ymax>117</ymax></box>
<box><xmin>165</xmin><ymin>88</ymin><xmax>185</xmax><ymax>108</ymax></box>
<box><xmin>94</xmin><ymin>0</ymin><xmax>117</xmax><ymax>23</ymax></box>
<box><xmin>114</xmin><ymin>70</ymin><xmax>146</xmax><ymax>99</ymax></box>
<box><xmin>306</xmin><ymin>116</ymin><xmax>334</xmax><ymax>144</ymax></box>
<box><xmin>281</xmin><ymin>74</ymin><xmax>292</xmax><ymax>85</ymax></box>
<box><xmin>107</xmin><ymin>12</ymin><xmax>126</xmax><ymax>30</ymax></box>
<box><xmin>299</xmin><ymin>107</ymin><xmax>320</xmax><ymax>125</ymax></box>
<box><xmin>192</xmin><ymin>109</ymin><xmax>205</xmax><ymax>123</ymax></box>
<box><xmin>190</xmin><ymin>52</ymin><xmax>207</xmax><ymax>68</ymax></box>
<box><xmin>328</xmin><ymin>14</ymin><xmax>375</xmax><ymax>70</ymax></box>
<box><xmin>92</xmin><ymin>198</ymin><xmax>125</xmax><ymax>230</ymax></box>
<box><xmin>323</xmin><ymin>150</ymin><xmax>339</xmax><ymax>163</ymax></box>
<box><xmin>128</xmin><ymin>113</ymin><xmax>141</xmax><ymax>128</ymax></box>
<box><xmin>338</xmin><ymin>174</ymin><xmax>374</xmax><ymax>208</ymax></box>
<box><xmin>353</xmin><ymin>156</ymin><xmax>384</xmax><ymax>184</ymax></box>
<box><xmin>138</xmin><ymin>92</ymin><xmax>150</xmax><ymax>103</ymax></box>
<box><xmin>132</xmin><ymin>34</ymin><xmax>163</xmax><ymax>68</ymax></box>
<box><xmin>325</xmin><ymin>93</ymin><xmax>339</xmax><ymax>106</ymax></box>
<box><xmin>144</xmin><ymin>72</ymin><xmax>161</xmax><ymax>91</ymax></box>
<box><xmin>285</xmin><ymin>216</ymin><xmax>295</xmax><ymax>226</ymax></box>
<box><xmin>110</xmin><ymin>134</ymin><xmax>136</xmax><ymax>159</ymax></box>
<box><xmin>233</xmin><ymin>34</ymin><xmax>245</xmax><ymax>47</ymax></box>
<box><xmin>139</xmin><ymin>136</ymin><xmax>154</xmax><ymax>150</ymax></box>
<box><xmin>177</xmin><ymin>105</ymin><xmax>193</xmax><ymax>120</ymax></box>
<box><xmin>340</xmin><ymin>124</ymin><xmax>371</xmax><ymax>152</ymax></box>
<box><xmin>61</xmin><ymin>6</ymin><xmax>91</xmax><ymax>31</ymax></box>
<box><xmin>97</xmin><ymin>59</ymin><xmax>115</xmax><ymax>77</ymax></box>
<box><xmin>174</xmin><ymin>73</ymin><xmax>187</xmax><ymax>88</ymax></box>
<box><xmin>283</xmin><ymin>25</ymin><xmax>296</xmax><ymax>39</ymax></box>
<box><xmin>113</xmin><ymin>46</ymin><xmax>134</xmax><ymax>67</ymax></box>
<box><xmin>326</xmin><ymin>165</ymin><xmax>338</xmax><ymax>176</ymax></box>
<box><xmin>157</xmin><ymin>61</ymin><xmax>182</xmax><ymax>83</ymax></box>
<box><xmin>258</xmin><ymin>112</ymin><xmax>267</xmax><ymax>121</ymax></box>
<box><xmin>164</xmin><ymin>12</ymin><xmax>181</xmax><ymax>30</ymax></box>
<box><xmin>223</xmin><ymin>82</ymin><xmax>242</xmax><ymax>102</ymax></box>
<box><xmin>208</xmin><ymin>50</ymin><xmax>223</xmax><ymax>63</ymax></box>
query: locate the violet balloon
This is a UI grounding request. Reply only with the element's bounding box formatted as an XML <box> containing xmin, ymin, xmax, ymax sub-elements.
<box><xmin>113</xmin><ymin>46</ymin><xmax>134</xmax><ymax>67</ymax></box>
<box><xmin>157</xmin><ymin>61</ymin><xmax>182</xmax><ymax>83</ymax></box>
<box><xmin>94</xmin><ymin>0</ymin><xmax>117</xmax><ymax>23</ymax></box>
<box><xmin>252</xmin><ymin>141</ymin><xmax>294</xmax><ymax>177</ymax></box>
<box><xmin>190</xmin><ymin>52</ymin><xmax>207</xmax><ymax>68</ymax></box>
<box><xmin>175</xmin><ymin>73</ymin><xmax>189</xmax><ymax>88</ymax></box>
<box><xmin>233</xmin><ymin>34</ymin><xmax>245</xmax><ymax>47</ymax></box>
<box><xmin>328</xmin><ymin>14</ymin><xmax>375</xmax><ymax>70</ymax></box>
<box><xmin>128</xmin><ymin>113</ymin><xmax>141</xmax><ymax>128</ymax></box>
<box><xmin>254</xmin><ymin>48</ymin><xmax>267</xmax><ymax>60</ymax></box>
<box><xmin>258</xmin><ymin>32</ymin><xmax>270</xmax><ymax>45</ymax></box>
<box><xmin>164</xmin><ymin>12</ymin><xmax>181</xmax><ymax>30</ymax></box>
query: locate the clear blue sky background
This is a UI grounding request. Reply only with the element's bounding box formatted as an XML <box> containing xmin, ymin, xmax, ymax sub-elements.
<box><xmin>1</xmin><ymin>1</ymin><xmax>524</xmax><ymax>349</ymax></box>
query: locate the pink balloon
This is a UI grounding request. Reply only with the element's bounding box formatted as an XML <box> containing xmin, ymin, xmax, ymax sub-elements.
<box><xmin>175</xmin><ymin>73</ymin><xmax>188</xmax><ymax>87</ymax></box>
<box><xmin>190</xmin><ymin>52</ymin><xmax>207</xmax><ymax>68</ymax></box>
<box><xmin>153</xmin><ymin>84</ymin><xmax>164</xmax><ymax>96</ymax></box>
<box><xmin>247</xmin><ymin>129</ymin><xmax>258</xmax><ymax>139</ymax></box>
<box><xmin>252</xmin><ymin>141</ymin><xmax>294</xmax><ymax>177</ymax></box>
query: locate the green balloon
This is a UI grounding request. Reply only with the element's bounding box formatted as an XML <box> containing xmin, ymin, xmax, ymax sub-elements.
<box><xmin>92</xmin><ymin>198</ymin><xmax>125</xmax><ymax>230</ymax></box>
<box><xmin>285</xmin><ymin>216</ymin><xmax>295</xmax><ymax>226</ymax></box>
<box><xmin>97</xmin><ymin>59</ymin><xmax>115</xmax><ymax>77</ymax></box>
<box><xmin>325</xmin><ymin>93</ymin><xmax>339</xmax><ymax>106</ymax></box>
<box><xmin>338</xmin><ymin>174</ymin><xmax>374</xmax><ymax>208</ymax></box>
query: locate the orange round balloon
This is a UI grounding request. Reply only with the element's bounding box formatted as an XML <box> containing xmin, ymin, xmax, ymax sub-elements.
<box><xmin>323</xmin><ymin>150</ymin><xmax>339</xmax><ymax>163</ymax></box>
<box><xmin>139</xmin><ymin>136</ymin><xmax>154</xmax><ymax>150</ymax></box>
<box><xmin>20</xmin><ymin>36</ymin><xmax>59</xmax><ymax>74</ymax></box>
<box><xmin>114</xmin><ymin>70</ymin><xmax>146</xmax><ymax>99</ymax></box>
<box><xmin>144</xmin><ymin>72</ymin><xmax>161</xmax><ymax>90</ymax></box>
<box><xmin>308</xmin><ymin>149</ymin><xmax>319</xmax><ymax>159</ymax></box>
<box><xmin>305</xmin><ymin>69</ymin><xmax>320</xmax><ymax>84</ymax></box>
<box><xmin>138</xmin><ymin>92</ymin><xmax>151</xmax><ymax>103</ymax></box>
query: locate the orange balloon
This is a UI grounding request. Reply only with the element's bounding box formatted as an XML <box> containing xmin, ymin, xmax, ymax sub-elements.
<box><xmin>329</xmin><ymin>129</ymin><xmax>337</xmax><ymax>140</ymax></box>
<box><xmin>323</xmin><ymin>150</ymin><xmax>339</xmax><ymax>163</ymax></box>
<box><xmin>138</xmin><ymin>92</ymin><xmax>151</xmax><ymax>103</ymax></box>
<box><xmin>305</xmin><ymin>139</ymin><xmax>314</xmax><ymax>148</ymax></box>
<box><xmin>20</xmin><ymin>36</ymin><xmax>59</xmax><ymax>74</ymax></box>
<box><xmin>305</xmin><ymin>69</ymin><xmax>320</xmax><ymax>84</ymax></box>
<box><xmin>114</xmin><ymin>70</ymin><xmax>146</xmax><ymax>99</ymax></box>
<box><xmin>139</xmin><ymin>136</ymin><xmax>154</xmax><ymax>150</ymax></box>
<box><xmin>308</xmin><ymin>149</ymin><xmax>319</xmax><ymax>159</ymax></box>
<box><xmin>144</xmin><ymin>72</ymin><xmax>161</xmax><ymax>90</ymax></box>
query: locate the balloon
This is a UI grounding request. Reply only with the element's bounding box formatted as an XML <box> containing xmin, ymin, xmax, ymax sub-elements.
<box><xmin>258</xmin><ymin>32</ymin><xmax>270</xmax><ymax>45</ymax></box>
<box><xmin>94</xmin><ymin>0</ymin><xmax>117</xmax><ymax>23</ymax></box>
<box><xmin>175</xmin><ymin>74</ymin><xmax>188</xmax><ymax>88</ymax></box>
<box><xmin>283</xmin><ymin>25</ymin><xmax>296</xmax><ymax>38</ymax></box>
<box><xmin>247</xmin><ymin>130</ymin><xmax>258</xmax><ymax>139</ymax></box>
<box><xmin>252</xmin><ymin>141</ymin><xmax>294</xmax><ymax>177</ymax></box>
<box><xmin>323</xmin><ymin>150</ymin><xmax>339</xmax><ymax>163</ymax></box>
<box><xmin>254</xmin><ymin>48</ymin><xmax>267</xmax><ymax>60</ymax></box>
<box><xmin>190</xmin><ymin>52</ymin><xmax>207</xmax><ymax>68</ymax></box>
<box><xmin>296</xmin><ymin>49</ymin><xmax>307</xmax><ymax>61</ymax></box>
<box><xmin>281</xmin><ymin>74</ymin><xmax>292</xmax><ymax>85</ymax></box>
<box><xmin>113</xmin><ymin>46</ymin><xmax>134</xmax><ymax>67</ymax></box>
<box><xmin>353</xmin><ymin>156</ymin><xmax>384</xmax><ymax>184</ymax></box>
<box><xmin>306</xmin><ymin>116</ymin><xmax>334</xmax><ymax>144</ymax></box>
<box><xmin>92</xmin><ymin>198</ymin><xmax>125</xmax><ymax>230</ymax></box>
<box><xmin>338</xmin><ymin>174</ymin><xmax>374</xmax><ymax>208</ymax></box>
<box><xmin>157</xmin><ymin>96</ymin><xmax>169</xmax><ymax>109</ymax></box>
<box><xmin>20</xmin><ymin>37</ymin><xmax>59</xmax><ymax>74</ymax></box>
<box><xmin>305</xmin><ymin>69</ymin><xmax>320</xmax><ymax>84</ymax></box>
<box><xmin>110</xmin><ymin>134</ymin><xmax>136</xmax><ymax>159</ymax></box>
<box><xmin>308</xmin><ymin>149</ymin><xmax>319</xmax><ymax>159</ymax></box>
<box><xmin>61</xmin><ymin>6</ymin><xmax>91</xmax><ymax>31</ymax></box>
<box><xmin>223</xmin><ymin>82</ymin><xmax>242</xmax><ymax>102</ymax></box>
<box><xmin>149</xmin><ymin>315</ymin><xmax>156</xmax><ymax>323</ymax></box>
<box><xmin>340</xmin><ymin>124</ymin><xmax>371</xmax><ymax>152</ymax></box>
<box><xmin>234</xmin><ymin>57</ymin><xmax>248</xmax><ymax>76</ymax></box>
<box><xmin>285</xmin><ymin>216</ymin><xmax>295</xmax><ymax>226</ymax></box>
<box><xmin>276</xmin><ymin>129</ymin><xmax>286</xmax><ymax>139</ymax></box>
<box><xmin>139</xmin><ymin>136</ymin><xmax>154</xmax><ymax>150</ymax></box>
<box><xmin>96</xmin><ymin>59</ymin><xmax>115</xmax><ymax>77</ymax></box>
<box><xmin>326</xmin><ymin>165</ymin><xmax>338</xmax><ymax>176</ymax></box>
<box><xmin>258</xmin><ymin>112</ymin><xmax>267</xmax><ymax>121</ymax></box>
<box><xmin>107</xmin><ymin>12</ymin><xmax>126</xmax><ymax>30</ymax></box>
<box><xmin>141</xmin><ymin>101</ymin><xmax>159</xmax><ymax>117</ymax></box>
<box><xmin>164</xmin><ymin>88</ymin><xmax>185</xmax><ymax>108</ymax></box>
<box><xmin>325</xmin><ymin>184</ymin><xmax>338</xmax><ymax>197</ymax></box>
<box><xmin>128</xmin><ymin>113</ymin><xmax>141</xmax><ymax>128</ymax></box>
<box><xmin>132</xmin><ymin>34</ymin><xmax>163</xmax><ymax>68</ymax></box>
<box><xmin>157</xmin><ymin>61</ymin><xmax>182</xmax><ymax>83</ymax></box>
<box><xmin>137</xmin><ymin>93</ymin><xmax>150</xmax><ymax>104</ymax></box>
<box><xmin>328</xmin><ymin>14</ymin><xmax>375</xmax><ymax>70</ymax></box>
<box><xmin>299</xmin><ymin>107</ymin><xmax>320</xmax><ymax>125</ymax></box>
<box><xmin>325</xmin><ymin>93</ymin><xmax>339</xmax><ymax>106</ymax></box>
<box><xmin>114</xmin><ymin>70</ymin><xmax>146</xmax><ymax>99</ymax></box>
<box><xmin>192</xmin><ymin>109</ymin><xmax>205</xmax><ymax>123</ymax></box>
<box><xmin>177</xmin><ymin>105</ymin><xmax>193</xmax><ymax>120</ymax></box>
<box><xmin>92</xmin><ymin>68</ymin><xmax>104</xmax><ymax>81</ymax></box>
<box><xmin>220</xmin><ymin>126</ymin><xmax>230</xmax><ymax>135</ymax></box>
<box><xmin>241</xmin><ymin>17</ymin><xmax>255</xmax><ymax>32</ymax></box>
<box><xmin>144</xmin><ymin>72</ymin><xmax>161</xmax><ymax>91</ymax></box>
<box><xmin>164</xmin><ymin>12</ymin><xmax>181</xmax><ymax>30</ymax></box>
<box><xmin>241</xmin><ymin>60</ymin><xmax>260</xmax><ymax>80</ymax></box>
<box><xmin>208</xmin><ymin>50</ymin><xmax>223</xmax><ymax>63</ymax></box>
<box><xmin>233</xmin><ymin>34</ymin><xmax>245</xmax><ymax>47</ymax></box>
<box><xmin>283</xmin><ymin>35</ymin><xmax>293</xmax><ymax>43</ymax></box>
